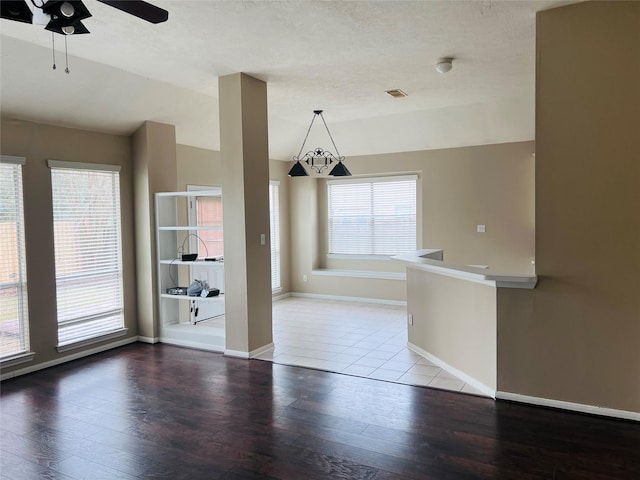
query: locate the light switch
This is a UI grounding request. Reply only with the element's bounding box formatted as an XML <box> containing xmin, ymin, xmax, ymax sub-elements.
<box><xmin>260</xmin><ymin>233</ymin><xmax>266</xmax><ymax>245</ymax></box>
<box><xmin>477</xmin><ymin>224</ymin><xmax>486</xmax><ymax>233</ymax></box>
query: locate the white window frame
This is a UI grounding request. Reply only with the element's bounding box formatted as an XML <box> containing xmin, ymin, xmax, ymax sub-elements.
<box><xmin>327</xmin><ymin>175</ymin><xmax>418</xmax><ymax>258</ymax></box>
<box><xmin>48</xmin><ymin>160</ymin><xmax>126</xmax><ymax>352</ymax></box>
<box><xmin>270</xmin><ymin>181</ymin><xmax>281</xmax><ymax>293</ymax></box>
<box><xmin>0</xmin><ymin>156</ymin><xmax>33</xmax><ymax>367</ymax></box>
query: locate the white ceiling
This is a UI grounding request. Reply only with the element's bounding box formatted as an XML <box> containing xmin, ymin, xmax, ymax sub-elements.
<box><xmin>0</xmin><ymin>0</ymin><xmax>574</xmax><ymax>160</ymax></box>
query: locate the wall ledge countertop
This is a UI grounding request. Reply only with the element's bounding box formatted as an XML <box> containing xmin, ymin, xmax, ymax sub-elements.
<box><xmin>392</xmin><ymin>249</ymin><xmax>537</xmax><ymax>289</ymax></box>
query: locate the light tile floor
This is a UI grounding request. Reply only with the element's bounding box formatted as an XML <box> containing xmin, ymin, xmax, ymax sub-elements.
<box><xmin>250</xmin><ymin>296</ymin><xmax>485</xmax><ymax>396</ymax></box>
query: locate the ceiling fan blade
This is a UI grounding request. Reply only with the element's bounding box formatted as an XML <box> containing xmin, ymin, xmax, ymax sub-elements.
<box><xmin>0</xmin><ymin>0</ymin><xmax>33</xmax><ymax>24</ymax></box>
<box><xmin>97</xmin><ymin>0</ymin><xmax>168</xmax><ymax>24</ymax></box>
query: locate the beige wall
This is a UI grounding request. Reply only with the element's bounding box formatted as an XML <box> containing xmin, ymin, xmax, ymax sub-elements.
<box><xmin>290</xmin><ymin>141</ymin><xmax>535</xmax><ymax>301</ymax></box>
<box><xmin>0</xmin><ymin>118</ymin><xmax>137</xmax><ymax>373</ymax></box>
<box><xmin>498</xmin><ymin>1</ymin><xmax>640</xmax><ymax>413</ymax></box>
<box><xmin>407</xmin><ymin>268</ymin><xmax>497</xmax><ymax>391</ymax></box>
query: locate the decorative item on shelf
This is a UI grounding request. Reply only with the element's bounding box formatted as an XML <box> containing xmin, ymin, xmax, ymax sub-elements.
<box><xmin>178</xmin><ymin>233</ymin><xmax>208</xmax><ymax>262</ymax></box>
<box><xmin>288</xmin><ymin>110</ymin><xmax>351</xmax><ymax>177</ymax></box>
<box><xmin>187</xmin><ymin>279</ymin><xmax>205</xmax><ymax>297</ymax></box>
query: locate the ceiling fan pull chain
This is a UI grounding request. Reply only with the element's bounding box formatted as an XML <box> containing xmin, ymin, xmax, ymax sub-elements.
<box><xmin>64</xmin><ymin>36</ymin><xmax>70</xmax><ymax>74</ymax></box>
<box><xmin>51</xmin><ymin>32</ymin><xmax>56</xmax><ymax>70</ymax></box>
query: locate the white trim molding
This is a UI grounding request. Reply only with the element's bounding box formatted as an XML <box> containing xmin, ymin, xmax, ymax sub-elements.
<box><xmin>496</xmin><ymin>392</ymin><xmax>640</xmax><ymax>422</ymax></box>
<box><xmin>47</xmin><ymin>159</ymin><xmax>121</xmax><ymax>172</ymax></box>
<box><xmin>137</xmin><ymin>336</ymin><xmax>159</xmax><ymax>344</ymax></box>
<box><xmin>0</xmin><ymin>155</ymin><xmax>26</xmax><ymax>165</ymax></box>
<box><xmin>158</xmin><ymin>337</ymin><xmax>224</xmax><ymax>353</ymax></box>
<box><xmin>57</xmin><ymin>328</ymin><xmax>128</xmax><ymax>353</ymax></box>
<box><xmin>408</xmin><ymin>342</ymin><xmax>496</xmax><ymax>399</ymax></box>
<box><xmin>0</xmin><ymin>336</ymin><xmax>137</xmax><ymax>381</ymax></box>
<box><xmin>224</xmin><ymin>343</ymin><xmax>275</xmax><ymax>360</ymax></box>
<box><xmin>224</xmin><ymin>349</ymin><xmax>249</xmax><ymax>359</ymax></box>
<box><xmin>0</xmin><ymin>351</ymin><xmax>35</xmax><ymax>369</ymax></box>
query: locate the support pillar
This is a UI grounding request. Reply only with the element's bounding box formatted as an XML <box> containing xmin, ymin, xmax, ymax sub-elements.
<box><xmin>219</xmin><ymin>73</ymin><xmax>273</xmax><ymax>356</ymax></box>
<box><xmin>132</xmin><ymin>121</ymin><xmax>177</xmax><ymax>341</ymax></box>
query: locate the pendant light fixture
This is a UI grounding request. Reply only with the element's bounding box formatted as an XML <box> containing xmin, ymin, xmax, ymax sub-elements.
<box><xmin>288</xmin><ymin>110</ymin><xmax>351</xmax><ymax>177</ymax></box>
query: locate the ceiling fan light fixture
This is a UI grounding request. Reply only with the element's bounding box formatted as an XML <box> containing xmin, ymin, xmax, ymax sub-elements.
<box><xmin>435</xmin><ymin>58</ymin><xmax>453</xmax><ymax>74</ymax></box>
<box><xmin>60</xmin><ymin>1</ymin><xmax>75</xmax><ymax>18</ymax></box>
<box><xmin>43</xmin><ymin>0</ymin><xmax>92</xmax><ymax>23</ymax></box>
<box><xmin>45</xmin><ymin>18</ymin><xmax>89</xmax><ymax>34</ymax></box>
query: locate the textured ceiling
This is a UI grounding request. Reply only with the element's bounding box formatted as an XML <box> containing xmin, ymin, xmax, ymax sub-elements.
<box><xmin>0</xmin><ymin>0</ymin><xmax>575</xmax><ymax>159</ymax></box>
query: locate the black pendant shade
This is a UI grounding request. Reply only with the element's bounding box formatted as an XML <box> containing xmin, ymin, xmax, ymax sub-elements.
<box><xmin>288</xmin><ymin>161</ymin><xmax>309</xmax><ymax>177</ymax></box>
<box><xmin>328</xmin><ymin>161</ymin><xmax>352</xmax><ymax>177</ymax></box>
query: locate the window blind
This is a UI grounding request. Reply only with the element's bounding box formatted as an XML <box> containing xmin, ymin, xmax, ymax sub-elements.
<box><xmin>0</xmin><ymin>157</ymin><xmax>30</xmax><ymax>359</ymax></box>
<box><xmin>270</xmin><ymin>181</ymin><xmax>281</xmax><ymax>292</ymax></box>
<box><xmin>328</xmin><ymin>176</ymin><xmax>417</xmax><ymax>256</ymax></box>
<box><xmin>49</xmin><ymin>162</ymin><xmax>124</xmax><ymax>347</ymax></box>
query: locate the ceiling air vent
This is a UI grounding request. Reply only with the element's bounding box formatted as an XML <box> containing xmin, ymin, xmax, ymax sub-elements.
<box><xmin>385</xmin><ymin>89</ymin><xmax>407</xmax><ymax>98</ymax></box>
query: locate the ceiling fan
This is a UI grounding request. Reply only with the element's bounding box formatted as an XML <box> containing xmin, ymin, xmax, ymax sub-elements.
<box><xmin>1</xmin><ymin>0</ymin><xmax>168</xmax><ymax>35</ymax></box>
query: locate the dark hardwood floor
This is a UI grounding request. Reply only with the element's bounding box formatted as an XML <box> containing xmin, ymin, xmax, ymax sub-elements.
<box><xmin>1</xmin><ymin>344</ymin><xmax>639</xmax><ymax>480</ymax></box>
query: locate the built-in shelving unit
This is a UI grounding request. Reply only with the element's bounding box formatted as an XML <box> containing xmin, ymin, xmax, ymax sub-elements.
<box><xmin>155</xmin><ymin>191</ymin><xmax>225</xmax><ymax>351</ymax></box>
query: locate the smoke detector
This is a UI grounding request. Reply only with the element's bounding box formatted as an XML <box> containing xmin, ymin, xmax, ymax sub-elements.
<box><xmin>435</xmin><ymin>58</ymin><xmax>453</xmax><ymax>74</ymax></box>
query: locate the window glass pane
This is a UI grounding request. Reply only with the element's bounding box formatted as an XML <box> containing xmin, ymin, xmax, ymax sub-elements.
<box><xmin>51</xmin><ymin>166</ymin><xmax>124</xmax><ymax>346</ymax></box>
<box><xmin>0</xmin><ymin>162</ymin><xmax>29</xmax><ymax>358</ymax></box>
<box><xmin>196</xmin><ymin>195</ymin><xmax>223</xmax><ymax>257</ymax></box>
<box><xmin>328</xmin><ymin>177</ymin><xmax>416</xmax><ymax>255</ymax></box>
<box><xmin>270</xmin><ymin>183</ymin><xmax>281</xmax><ymax>291</ymax></box>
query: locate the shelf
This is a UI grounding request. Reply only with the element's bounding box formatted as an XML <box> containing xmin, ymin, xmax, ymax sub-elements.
<box><xmin>161</xmin><ymin>293</ymin><xmax>225</xmax><ymax>302</ymax></box>
<box><xmin>160</xmin><ymin>259</ymin><xmax>224</xmax><ymax>266</ymax></box>
<box><xmin>157</xmin><ymin>226</ymin><xmax>222</xmax><ymax>231</ymax></box>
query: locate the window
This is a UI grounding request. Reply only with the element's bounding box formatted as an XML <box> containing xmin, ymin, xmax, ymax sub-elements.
<box><xmin>270</xmin><ymin>181</ymin><xmax>281</xmax><ymax>292</ymax></box>
<box><xmin>0</xmin><ymin>156</ymin><xmax>30</xmax><ymax>360</ymax></box>
<box><xmin>190</xmin><ymin>187</ymin><xmax>223</xmax><ymax>258</ymax></box>
<box><xmin>328</xmin><ymin>175</ymin><xmax>417</xmax><ymax>256</ymax></box>
<box><xmin>49</xmin><ymin>161</ymin><xmax>125</xmax><ymax>349</ymax></box>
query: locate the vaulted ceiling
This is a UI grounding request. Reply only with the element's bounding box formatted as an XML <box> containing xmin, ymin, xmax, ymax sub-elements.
<box><xmin>0</xmin><ymin>0</ymin><xmax>575</xmax><ymax>159</ymax></box>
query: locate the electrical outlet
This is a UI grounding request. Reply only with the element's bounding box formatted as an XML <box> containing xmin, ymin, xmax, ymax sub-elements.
<box><xmin>408</xmin><ymin>314</ymin><xmax>413</xmax><ymax>326</ymax></box>
<box><xmin>303</xmin><ymin>274</ymin><xmax>308</xmax><ymax>282</ymax></box>
<box><xmin>260</xmin><ymin>233</ymin><xmax>266</xmax><ymax>245</ymax></box>
<box><xmin>477</xmin><ymin>224</ymin><xmax>486</xmax><ymax>233</ymax></box>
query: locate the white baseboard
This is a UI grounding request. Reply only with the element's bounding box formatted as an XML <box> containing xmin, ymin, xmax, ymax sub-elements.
<box><xmin>250</xmin><ymin>342</ymin><xmax>274</xmax><ymax>358</ymax></box>
<box><xmin>137</xmin><ymin>336</ymin><xmax>159</xmax><ymax>344</ymax></box>
<box><xmin>272</xmin><ymin>292</ymin><xmax>291</xmax><ymax>302</ymax></box>
<box><xmin>224</xmin><ymin>342</ymin><xmax>275</xmax><ymax>359</ymax></box>
<box><xmin>290</xmin><ymin>292</ymin><xmax>406</xmax><ymax>306</ymax></box>
<box><xmin>496</xmin><ymin>391</ymin><xmax>640</xmax><ymax>422</ymax></box>
<box><xmin>158</xmin><ymin>337</ymin><xmax>224</xmax><ymax>353</ymax></box>
<box><xmin>224</xmin><ymin>349</ymin><xmax>249</xmax><ymax>359</ymax></box>
<box><xmin>407</xmin><ymin>342</ymin><xmax>496</xmax><ymax>399</ymax></box>
<box><xmin>0</xmin><ymin>336</ymin><xmax>138</xmax><ymax>381</ymax></box>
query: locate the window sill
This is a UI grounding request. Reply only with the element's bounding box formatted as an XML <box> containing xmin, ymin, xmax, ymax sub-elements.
<box><xmin>1</xmin><ymin>351</ymin><xmax>35</xmax><ymax>368</ymax></box>
<box><xmin>312</xmin><ymin>269</ymin><xmax>406</xmax><ymax>281</ymax></box>
<box><xmin>57</xmin><ymin>328</ymin><xmax>128</xmax><ymax>353</ymax></box>
<box><xmin>326</xmin><ymin>254</ymin><xmax>394</xmax><ymax>260</ymax></box>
